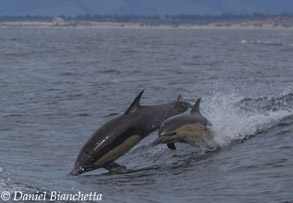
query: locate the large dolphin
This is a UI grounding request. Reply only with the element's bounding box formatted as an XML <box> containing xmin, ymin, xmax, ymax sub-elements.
<box><xmin>153</xmin><ymin>98</ymin><xmax>212</xmax><ymax>150</ymax></box>
<box><xmin>69</xmin><ymin>90</ymin><xmax>191</xmax><ymax>175</ymax></box>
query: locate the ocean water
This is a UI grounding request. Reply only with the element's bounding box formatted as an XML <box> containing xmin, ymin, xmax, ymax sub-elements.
<box><xmin>0</xmin><ymin>28</ymin><xmax>292</xmax><ymax>203</ymax></box>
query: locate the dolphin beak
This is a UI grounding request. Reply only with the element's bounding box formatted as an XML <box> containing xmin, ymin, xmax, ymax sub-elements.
<box><xmin>152</xmin><ymin>137</ymin><xmax>167</xmax><ymax>146</ymax></box>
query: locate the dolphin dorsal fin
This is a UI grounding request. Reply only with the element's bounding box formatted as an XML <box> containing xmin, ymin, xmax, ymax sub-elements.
<box><xmin>124</xmin><ymin>89</ymin><xmax>144</xmax><ymax>115</ymax></box>
<box><xmin>191</xmin><ymin>98</ymin><xmax>201</xmax><ymax>114</ymax></box>
<box><xmin>177</xmin><ymin>95</ymin><xmax>183</xmax><ymax>101</ymax></box>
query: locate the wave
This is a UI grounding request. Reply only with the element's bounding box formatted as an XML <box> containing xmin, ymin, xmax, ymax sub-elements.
<box><xmin>238</xmin><ymin>92</ymin><xmax>293</xmax><ymax>112</ymax></box>
<box><xmin>203</xmin><ymin>92</ymin><xmax>292</xmax><ymax>147</ymax></box>
<box><xmin>241</xmin><ymin>39</ymin><xmax>288</xmax><ymax>47</ymax></box>
<box><xmin>0</xmin><ymin>178</ymin><xmax>74</xmax><ymax>203</ymax></box>
<box><xmin>0</xmin><ymin>179</ymin><xmax>47</xmax><ymax>198</ymax></box>
<box><xmin>252</xmin><ymin>40</ymin><xmax>283</xmax><ymax>46</ymax></box>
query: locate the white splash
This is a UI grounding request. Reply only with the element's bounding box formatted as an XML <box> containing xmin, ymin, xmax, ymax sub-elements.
<box><xmin>202</xmin><ymin>93</ymin><xmax>292</xmax><ymax>147</ymax></box>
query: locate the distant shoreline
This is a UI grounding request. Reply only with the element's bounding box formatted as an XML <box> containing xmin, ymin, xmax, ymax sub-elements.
<box><xmin>1</xmin><ymin>21</ymin><xmax>293</xmax><ymax>30</ymax></box>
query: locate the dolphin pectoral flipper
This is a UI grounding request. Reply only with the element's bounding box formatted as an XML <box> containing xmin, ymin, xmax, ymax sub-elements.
<box><xmin>167</xmin><ymin>143</ymin><xmax>176</xmax><ymax>150</ymax></box>
<box><xmin>104</xmin><ymin>162</ymin><xmax>127</xmax><ymax>173</ymax></box>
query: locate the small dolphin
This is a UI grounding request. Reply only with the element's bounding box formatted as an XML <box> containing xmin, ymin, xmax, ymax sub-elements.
<box><xmin>69</xmin><ymin>90</ymin><xmax>191</xmax><ymax>175</ymax></box>
<box><xmin>153</xmin><ymin>98</ymin><xmax>212</xmax><ymax>150</ymax></box>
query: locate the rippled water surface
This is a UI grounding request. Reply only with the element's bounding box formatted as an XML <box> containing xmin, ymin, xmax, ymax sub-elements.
<box><xmin>0</xmin><ymin>28</ymin><xmax>293</xmax><ymax>202</ymax></box>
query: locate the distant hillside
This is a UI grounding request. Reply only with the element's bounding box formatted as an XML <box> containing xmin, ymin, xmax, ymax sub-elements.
<box><xmin>0</xmin><ymin>0</ymin><xmax>292</xmax><ymax>17</ymax></box>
